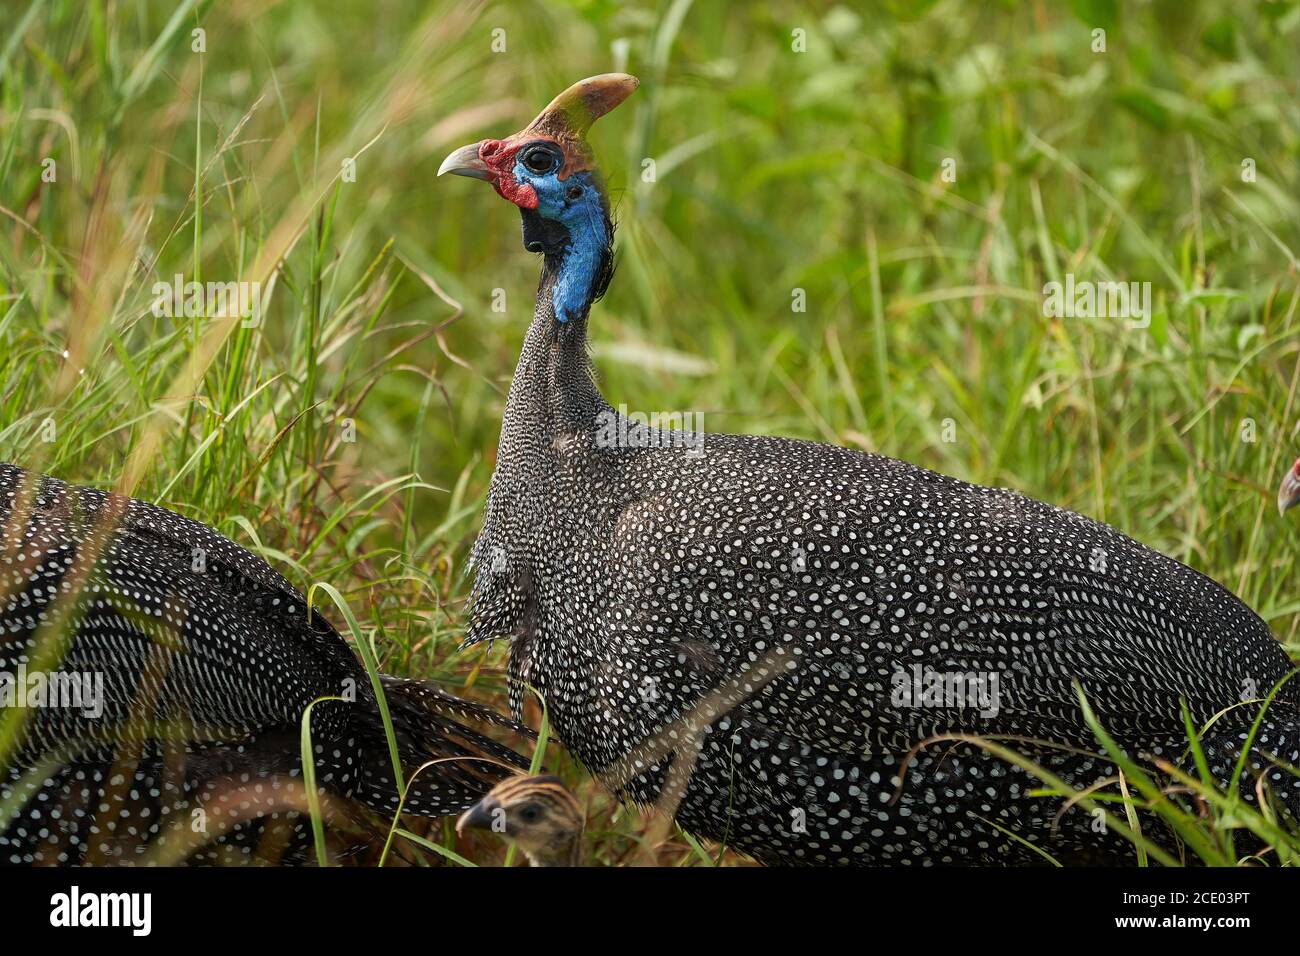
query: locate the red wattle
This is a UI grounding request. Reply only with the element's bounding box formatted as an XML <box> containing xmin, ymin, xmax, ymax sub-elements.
<box><xmin>497</xmin><ymin>179</ymin><xmax>538</xmax><ymax>209</ymax></box>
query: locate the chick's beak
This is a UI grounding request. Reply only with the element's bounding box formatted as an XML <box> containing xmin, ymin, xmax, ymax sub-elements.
<box><xmin>438</xmin><ymin>142</ymin><xmax>492</xmax><ymax>181</ymax></box>
<box><xmin>1279</xmin><ymin>472</ymin><xmax>1300</xmax><ymax>515</ymax></box>
<box><xmin>456</xmin><ymin>795</ymin><xmax>499</xmax><ymax>835</ymax></box>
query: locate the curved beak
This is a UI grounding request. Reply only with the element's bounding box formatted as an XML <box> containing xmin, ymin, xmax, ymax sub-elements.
<box><xmin>1279</xmin><ymin>471</ymin><xmax>1300</xmax><ymax>515</ymax></box>
<box><xmin>456</xmin><ymin>795</ymin><xmax>499</xmax><ymax>835</ymax></box>
<box><xmin>438</xmin><ymin>142</ymin><xmax>492</xmax><ymax>181</ymax></box>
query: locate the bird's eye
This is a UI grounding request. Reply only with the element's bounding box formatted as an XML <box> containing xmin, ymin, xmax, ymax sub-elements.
<box><xmin>521</xmin><ymin>146</ymin><xmax>559</xmax><ymax>175</ymax></box>
<box><xmin>518</xmin><ymin>804</ymin><xmax>541</xmax><ymax>822</ymax></box>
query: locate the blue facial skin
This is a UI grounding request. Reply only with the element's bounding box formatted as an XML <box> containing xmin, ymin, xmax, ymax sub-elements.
<box><xmin>511</xmin><ymin>156</ymin><xmax>608</xmax><ymax>324</ymax></box>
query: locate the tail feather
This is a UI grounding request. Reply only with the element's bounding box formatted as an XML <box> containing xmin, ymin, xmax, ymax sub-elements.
<box><xmin>347</xmin><ymin>676</ymin><xmax>533</xmax><ymax>816</ymax></box>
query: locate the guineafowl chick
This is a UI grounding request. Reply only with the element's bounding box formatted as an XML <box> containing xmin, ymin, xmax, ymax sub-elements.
<box><xmin>458</xmin><ymin>774</ymin><xmax>584</xmax><ymax>867</ymax></box>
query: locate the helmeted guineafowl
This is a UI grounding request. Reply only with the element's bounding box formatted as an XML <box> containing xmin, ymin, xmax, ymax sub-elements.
<box><xmin>439</xmin><ymin>74</ymin><xmax>1300</xmax><ymax>866</ymax></box>
<box><xmin>0</xmin><ymin>463</ymin><xmax>529</xmax><ymax>865</ymax></box>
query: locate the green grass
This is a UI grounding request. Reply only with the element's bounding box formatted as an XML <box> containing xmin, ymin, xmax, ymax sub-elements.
<box><xmin>2</xmin><ymin>0</ymin><xmax>1299</xmax><ymax>865</ymax></box>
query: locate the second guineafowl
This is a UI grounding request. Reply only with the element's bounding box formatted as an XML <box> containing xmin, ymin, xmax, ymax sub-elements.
<box><xmin>0</xmin><ymin>463</ymin><xmax>529</xmax><ymax>865</ymax></box>
<box><xmin>439</xmin><ymin>74</ymin><xmax>1300</xmax><ymax>866</ymax></box>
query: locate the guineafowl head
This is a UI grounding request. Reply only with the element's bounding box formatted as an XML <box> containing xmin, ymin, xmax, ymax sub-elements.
<box><xmin>439</xmin><ymin>74</ymin><xmax>638</xmax><ymax>324</ymax></box>
<box><xmin>456</xmin><ymin>773</ymin><xmax>584</xmax><ymax>867</ymax></box>
<box><xmin>1279</xmin><ymin>458</ymin><xmax>1300</xmax><ymax>514</ymax></box>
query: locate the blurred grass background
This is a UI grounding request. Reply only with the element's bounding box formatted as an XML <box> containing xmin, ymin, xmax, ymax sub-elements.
<box><xmin>1</xmin><ymin>0</ymin><xmax>1298</xmax><ymax>864</ymax></box>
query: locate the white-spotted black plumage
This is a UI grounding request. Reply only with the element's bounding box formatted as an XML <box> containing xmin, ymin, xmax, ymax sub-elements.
<box><xmin>0</xmin><ymin>464</ymin><xmax>528</xmax><ymax>866</ymax></box>
<box><xmin>455</xmin><ymin>78</ymin><xmax>1300</xmax><ymax>866</ymax></box>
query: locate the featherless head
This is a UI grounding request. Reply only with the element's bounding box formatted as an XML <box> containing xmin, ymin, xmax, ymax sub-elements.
<box><xmin>439</xmin><ymin>76</ymin><xmax>635</xmax><ymax>325</ymax></box>
<box><xmin>1279</xmin><ymin>457</ymin><xmax>1300</xmax><ymax>515</ymax></box>
<box><xmin>438</xmin><ymin>73</ymin><xmax>637</xmax><ymax>208</ymax></box>
<box><xmin>456</xmin><ymin>773</ymin><xmax>584</xmax><ymax>867</ymax></box>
